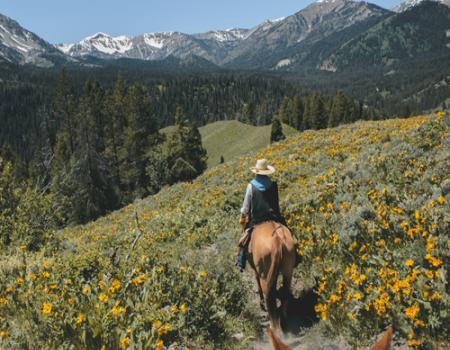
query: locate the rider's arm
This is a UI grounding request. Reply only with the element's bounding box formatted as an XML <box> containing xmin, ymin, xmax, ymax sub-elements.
<box><xmin>240</xmin><ymin>184</ymin><xmax>252</xmax><ymax>228</ymax></box>
<box><xmin>240</xmin><ymin>184</ymin><xmax>252</xmax><ymax>215</ymax></box>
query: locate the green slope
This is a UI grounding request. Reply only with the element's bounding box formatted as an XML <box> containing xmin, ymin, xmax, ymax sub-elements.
<box><xmin>162</xmin><ymin>120</ymin><xmax>298</xmax><ymax>167</ymax></box>
<box><xmin>1</xmin><ymin>114</ymin><xmax>449</xmax><ymax>349</ymax></box>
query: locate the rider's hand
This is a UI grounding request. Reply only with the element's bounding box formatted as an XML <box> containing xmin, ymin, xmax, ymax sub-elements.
<box><xmin>239</xmin><ymin>214</ymin><xmax>248</xmax><ymax>229</ymax></box>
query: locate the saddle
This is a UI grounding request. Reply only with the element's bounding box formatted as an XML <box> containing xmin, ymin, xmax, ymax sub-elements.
<box><xmin>238</xmin><ymin>227</ymin><xmax>253</xmax><ymax>250</ymax></box>
<box><xmin>238</xmin><ymin>222</ymin><xmax>285</xmax><ymax>253</ymax></box>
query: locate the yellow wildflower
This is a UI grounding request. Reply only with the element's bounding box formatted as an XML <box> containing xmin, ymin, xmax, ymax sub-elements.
<box><xmin>157</xmin><ymin>327</ymin><xmax>164</xmax><ymax>337</ymax></box>
<box><xmin>76</xmin><ymin>313</ymin><xmax>84</xmax><ymax>325</ymax></box>
<box><xmin>152</xmin><ymin>320</ymin><xmax>162</xmax><ymax>329</ymax></box>
<box><xmin>132</xmin><ymin>274</ymin><xmax>146</xmax><ymax>286</ymax></box>
<box><xmin>156</xmin><ymin>340</ymin><xmax>164</xmax><ymax>350</ymax></box>
<box><xmin>407</xmin><ymin>338</ymin><xmax>421</xmax><ymax>347</ymax></box>
<box><xmin>405</xmin><ymin>303</ymin><xmax>420</xmax><ymax>320</ymax></box>
<box><xmin>99</xmin><ymin>293</ymin><xmax>108</xmax><ymax>302</ymax></box>
<box><xmin>98</xmin><ymin>280</ymin><xmax>105</xmax><ymax>290</ymax></box>
<box><xmin>437</xmin><ymin>196</ymin><xmax>445</xmax><ymax>205</ymax></box>
<box><xmin>180</xmin><ymin>303</ymin><xmax>187</xmax><ymax>314</ymax></box>
<box><xmin>112</xmin><ymin>303</ymin><xmax>126</xmax><ymax>317</ymax></box>
<box><xmin>164</xmin><ymin>323</ymin><xmax>170</xmax><ymax>334</ymax></box>
<box><xmin>0</xmin><ymin>330</ymin><xmax>10</xmax><ymax>339</ymax></box>
<box><xmin>82</xmin><ymin>286</ymin><xmax>91</xmax><ymax>295</ymax></box>
<box><xmin>353</xmin><ymin>292</ymin><xmax>362</xmax><ymax>301</ymax></box>
<box><xmin>120</xmin><ymin>337</ymin><xmax>130</xmax><ymax>349</ymax></box>
<box><xmin>111</xmin><ymin>279</ymin><xmax>121</xmax><ymax>290</ymax></box>
<box><xmin>42</xmin><ymin>303</ymin><xmax>52</xmax><ymax>315</ymax></box>
<box><xmin>414</xmin><ymin>319</ymin><xmax>425</xmax><ymax>327</ymax></box>
<box><xmin>405</xmin><ymin>259</ymin><xmax>414</xmax><ymax>267</ymax></box>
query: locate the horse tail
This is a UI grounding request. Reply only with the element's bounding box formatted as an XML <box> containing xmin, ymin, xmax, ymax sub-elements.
<box><xmin>267</xmin><ymin>327</ymin><xmax>292</xmax><ymax>350</ymax></box>
<box><xmin>266</xmin><ymin>232</ymin><xmax>283</xmax><ymax>291</ymax></box>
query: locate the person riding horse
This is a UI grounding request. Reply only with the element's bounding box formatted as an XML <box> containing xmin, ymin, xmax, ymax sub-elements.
<box><xmin>236</xmin><ymin>159</ymin><xmax>287</xmax><ymax>271</ymax></box>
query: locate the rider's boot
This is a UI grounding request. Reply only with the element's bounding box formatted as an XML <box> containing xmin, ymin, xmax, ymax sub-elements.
<box><xmin>235</xmin><ymin>249</ymin><xmax>246</xmax><ymax>272</ymax></box>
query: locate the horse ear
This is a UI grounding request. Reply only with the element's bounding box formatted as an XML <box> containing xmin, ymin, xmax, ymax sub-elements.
<box><xmin>369</xmin><ymin>325</ymin><xmax>393</xmax><ymax>350</ymax></box>
<box><xmin>267</xmin><ymin>327</ymin><xmax>292</xmax><ymax>350</ymax></box>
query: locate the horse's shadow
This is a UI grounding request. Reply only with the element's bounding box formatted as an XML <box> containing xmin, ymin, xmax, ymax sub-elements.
<box><xmin>279</xmin><ymin>287</ymin><xmax>319</xmax><ymax>335</ymax></box>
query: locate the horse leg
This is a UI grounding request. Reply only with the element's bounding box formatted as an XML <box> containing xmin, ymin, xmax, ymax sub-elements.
<box><xmin>266</xmin><ymin>284</ymin><xmax>281</xmax><ymax>331</ymax></box>
<box><xmin>280</xmin><ymin>275</ymin><xmax>293</xmax><ymax>319</ymax></box>
<box><xmin>262</xmin><ymin>279</ymin><xmax>280</xmax><ymax>331</ymax></box>
<box><xmin>280</xmin><ymin>250</ymin><xmax>296</xmax><ymax>319</ymax></box>
<box><xmin>254</xmin><ymin>271</ymin><xmax>266</xmax><ymax>311</ymax></box>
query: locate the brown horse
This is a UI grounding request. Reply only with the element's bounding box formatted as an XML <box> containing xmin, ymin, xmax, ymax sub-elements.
<box><xmin>248</xmin><ymin>221</ymin><xmax>297</xmax><ymax>331</ymax></box>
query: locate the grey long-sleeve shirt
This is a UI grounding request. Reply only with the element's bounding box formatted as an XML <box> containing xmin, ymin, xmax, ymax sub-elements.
<box><xmin>240</xmin><ymin>183</ymin><xmax>252</xmax><ymax>215</ymax></box>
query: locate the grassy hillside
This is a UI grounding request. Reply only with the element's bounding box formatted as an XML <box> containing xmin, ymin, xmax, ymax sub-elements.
<box><xmin>1</xmin><ymin>114</ymin><xmax>449</xmax><ymax>349</ymax></box>
<box><xmin>162</xmin><ymin>120</ymin><xmax>298</xmax><ymax>167</ymax></box>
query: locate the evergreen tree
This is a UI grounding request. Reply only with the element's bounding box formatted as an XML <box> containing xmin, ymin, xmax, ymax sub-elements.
<box><xmin>167</xmin><ymin>107</ymin><xmax>207</xmax><ymax>182</ymax></box>
<box><xmin>329</xmin><ymin>91</ymin><xmax>349</xmax><ymax>127</ymax></box>
<box><xmin>241</xmin><ymin>103</ymin><xmax>255</xmax><ymax>124</ymax></box>
<box><xmin>0</xmin><ymin>156</ymin><xmax>58</xmax><ymax>250</ymax></box>
<box><xmin>119</xmin><ymin>84</ymin><xmax>159</xmax><ymax>199</ymax></box>
<box><xmin>310</xmin><ymin>92</ymin><xmax>327</xmax><ymax>130</ymax></box>
<box><xmin>278</xmin><ymin>97</ymin><xmax>290</xmax><ymax>124</ymax></box>
<box><xmin>104</xmin><ymin>74</ymin><xmax>128</xmax><ymax>192</ymax></box>
<box><xmin>302</xmin><ymin>96</ymin><xmax>312</xmax><ymax>131</ymax></box>
<box><xmin>52</xmin><ymin>69</ymin><xmax>76</xmax><ymax>153</ymax></box>
<box><xmin>270</xmin><ymin>117</ymin><xmax>286</xmax><ymax>144</ymax></box>
<box><xmin>291</xmin><ymin>96</ymin><xmax>304</xmax><ymax>130</ymax></box>
<box><xmin>145</xmin><ymin>140</ymin><xmax>169</xmax><ymax>194</ymax></box>
<box><xmin>68</xmin><ymin>90</ymin><xmax>119</xmax><ymax>224</ymax></box>
<box><xmin>51</xmin><ymin>70</ymin><xmax>77</xmax><ymax>183</ymax></box>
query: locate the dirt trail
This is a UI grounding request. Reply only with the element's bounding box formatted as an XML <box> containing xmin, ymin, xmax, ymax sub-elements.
<box><xmin>242</xmin><ymin>269</ymin><xmax>410</xmax><ymax>350</ymax></box>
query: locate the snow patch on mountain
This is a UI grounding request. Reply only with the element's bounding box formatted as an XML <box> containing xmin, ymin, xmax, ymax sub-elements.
<box><xmin>57</xmin><ymin>43</ymin><xmax>74</xmax><ymax>54</ymax></box>
<box><xmin>0</xmin><ymin>13</ymin><xmax>68</xmax><ymax>66</ymax></box>
<box><xmin>143</xmin><ymin>34</ymin><xmax>165</xmax><ymax>48</ymax></box>
<box><xmin>393</xmin><ymin>0</ymin><xmax>450</xmax><ymax>12</ymax></box>
<box><xmin>316</xmin><ymin>0</ymin><xmax>340</xmax><ymax>3</ymax></box>
<box><xmin>275</xmin><ymin>58</ymin><xmax>292</xmax><ymax>68</ymax></box>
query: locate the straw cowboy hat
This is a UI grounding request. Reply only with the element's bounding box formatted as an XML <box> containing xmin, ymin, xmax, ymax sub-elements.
<box><xmin>250</xmin><ymin>159</ymin><xmax>275</xmax><ymax>175</ymax></box>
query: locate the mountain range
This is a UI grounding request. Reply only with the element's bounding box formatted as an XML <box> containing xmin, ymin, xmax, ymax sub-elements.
<box><xmin>0</xmin><ymin>0</ymin><xmax>448</xmax><ymax>71</ymax></box>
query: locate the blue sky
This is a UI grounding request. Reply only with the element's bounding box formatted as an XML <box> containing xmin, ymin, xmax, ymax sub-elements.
<box><xmin>1</xmin><ymin>0</ymin><xmax>400</xmax><ymax>44</ymax></box>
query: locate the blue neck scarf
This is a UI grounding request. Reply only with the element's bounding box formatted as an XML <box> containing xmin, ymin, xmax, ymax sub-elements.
<box><xmin>251</xmin><ymin>175</ymin><xmax>272</xmax><ymax>192</ymax></box>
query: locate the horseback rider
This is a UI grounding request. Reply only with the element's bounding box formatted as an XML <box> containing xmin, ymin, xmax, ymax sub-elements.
<box><xmin>236</xmin><ymin>159</ymin><xmax>287</xmax><ymax>271</ymax></box>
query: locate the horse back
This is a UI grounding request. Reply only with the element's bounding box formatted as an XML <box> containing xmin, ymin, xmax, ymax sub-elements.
<box><xmin>250</xmin><ymin>222</ymin><xmax>296</xmax><ymax>273</ymax></box>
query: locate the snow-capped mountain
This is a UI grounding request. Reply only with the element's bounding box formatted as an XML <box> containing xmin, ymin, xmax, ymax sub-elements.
<box><xmin>193</xmin><ymin>28</ymin><xmax>250</xmax><ymax>42</ymax></box>
<box><xmin>1</xmin><ymin>0</ymin><xmax>448</xmax><ymax>70</ymax></box>
<box><xmin>222</xmin><ymin>0</ymin><xmax>390</xmax><ymax>68</ymax></box>
<box><xmin>393</xmin><ymin>0</ymin><xmax>450</xmax><ymax>12</ymax></box>
<box><xmin>55</xmin><ymin>0</ymin><xmax>389</xmax><ymax>68</ymax></box>
<box><xmin>57</xmin><ymin>28</ymin><xmax>252</xmax><ymax>64</ymax></box>
<box><xmin>0</xmin><ymin>13</ymin><xmax>68</xmax><ymax>66</ymax></box>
